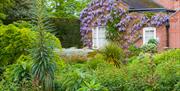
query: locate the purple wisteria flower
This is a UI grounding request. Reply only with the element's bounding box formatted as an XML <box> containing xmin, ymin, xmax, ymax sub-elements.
<box><xmin>80</xmin><ymin>0</ymin><xmax>168</xmax><ymax>48</ymax></box>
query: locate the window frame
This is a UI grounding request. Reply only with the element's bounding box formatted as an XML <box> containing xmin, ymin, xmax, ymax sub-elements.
<box><xmin>143</xmin><ymin>27</ymin><xmax>157</xmax><ymax>44</ymax></box>
<box><xmin>92</xmin><ymin>26</ymin><xmax>107</xmax><ymax>49</ymax></box>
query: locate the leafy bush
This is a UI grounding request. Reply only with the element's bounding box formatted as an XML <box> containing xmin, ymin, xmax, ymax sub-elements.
<box><xmin>54</xmin><ymin>49</ymin><xmax>179</xmax><ymax>91</ymax></box>
<box><xmin>78</xmin><ymin>78</ymin><xmax>108</xmax><ymax>91</ymax></box>
<box><xmin>128</xmin><ymin>44</ymin><xmax>141</xmax><ymax>57</ymax></box>
<box><xmin>86</xmin><ymin>54</ymin><xmax>106</xmax><ymax>70</ymax></box>
<box><xmin>154</xmin><ymin>49</ymin><xmax>180</xmax><ymax>64</ymax></box>
<box><xmin>155</xmin><ymin>60</ymin><xmax>179</xmax><ymax>91</ymax></box>
<box><xmin>141</xmin><ymin>39</ymin><xmax>158</xmax><ymax>53</ymax></box>
<box><xmin>0</xmin><ymin>24</ymin><xmax>35</xmax><ymax>66</ymax></box>
<box><xmin>101</xmin><ymin>43</ymin><xmax>125</xmax><ymax>67</ymax></box>
<box><xmin>96</xmin><ymin>65</ymin><xmax>125</xmax><ymax>91</ymax></box>
<box><xmin>0</xmin><ymin>23</ymin><xmax>62</xmax><ymax>90</ymax></box>
<box><xmin>124</xmin><ymin>49</ymin><xmax>180</xmax><ymax>91</ymax></box>
<box><xmin>13</xmin><ymin>21</ymin><xmax>34</xmax><ymax>29</ymax></box>
<box><xmin>1</xmin><ymin>55</ymin><xmax>32</xmax><ymax>91</ymax></box>
<box><xmin>0</xmin><ymin>24</ymin><xmax>61</xmax><ymax>66</ymax></box>
<box><xmin>124</xmin><ymin>54</ymin><xmax>156</xmax><ymax>91</ymax></box>
<box><xmin>55</xmin><ymin>64</ymin><xmax>92</xmax><ymax>91</ymax></box>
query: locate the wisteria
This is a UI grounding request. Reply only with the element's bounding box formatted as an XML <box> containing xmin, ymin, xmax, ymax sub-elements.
<box><xmin>150</xmin><ymin>14</ymin><xmax>169</xmax><ymax>27</ymax></box>
<box><xmin>80</xmin><ymin>0</ymin><xmax>127</xmax><ymax>47</ymax></box>
<box><xmin>116</xmin><ymin>15</ymin><xmax>133</xmax><ymax>31</ymax></box>
<box><xmin>80</xmin><ymin>0</ymin><xmax>169</xmax><ymax>48</ymax></box>
<box><xmin>131</xmin><ymin>16</ymin><xmax>149</xmax><ymax>34</ymax></box>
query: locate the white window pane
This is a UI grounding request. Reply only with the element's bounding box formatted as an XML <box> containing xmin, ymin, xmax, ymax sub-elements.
<box><xmin>92</xmin><ymin>26</ymin><xmax>108</xmax><ymax>49</ymax></box>
<box><xmin>143</xmin><ymin>27</ymin><xmax>156</xmax><ymax>44</ymax></box>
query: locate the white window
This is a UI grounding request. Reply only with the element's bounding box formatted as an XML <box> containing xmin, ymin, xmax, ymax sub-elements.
<box><xmin>92</xmin><ymin>26</ymin><xmax>108</xmax><ymax>49</ymax></box>
<box><xmin>143</xmin><ymin>27</ymin><xmax>156</xmax><ymax>44</ymax></box>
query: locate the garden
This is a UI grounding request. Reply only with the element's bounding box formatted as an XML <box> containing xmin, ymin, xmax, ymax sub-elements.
<box><xmin>0</xmin><ymin>0</ymin><xmax>180</xmax><ymax>91</ymax></box>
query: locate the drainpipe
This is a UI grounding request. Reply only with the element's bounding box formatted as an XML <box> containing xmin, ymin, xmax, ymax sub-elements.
<box><xmin>165</xmin><ymin>19</ymin><xmax>170</xmax><ymax>48</ymax></box>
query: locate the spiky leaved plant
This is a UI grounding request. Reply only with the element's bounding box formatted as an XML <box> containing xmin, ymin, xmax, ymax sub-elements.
<box><xmin>31</xmin><ymin>0</ymin><xmax>55</xmax><ymax>91</ymax></box>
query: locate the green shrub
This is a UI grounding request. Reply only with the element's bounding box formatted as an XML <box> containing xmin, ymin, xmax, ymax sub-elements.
<box><xmin>55</xmin><ymin>64</ymin><xmax>91</xmax><ymax>91</ymax></box>
<box><xmin>124</xmin><ymin>54</ymin><xmax>157</xmax><ymax>91</ymax></box>
<box><xmin>0</xmin><ymin>24</ymin><xmax>61</xmax><ymax>66</ymax></box>
<box><xmin>154</xmin><ymin>49</ymin><xmax>180</xmax><ymax>64</ymax></box>
<box><xmin>53</xmin><ymin>50</ymin><xmax>179</xmax><ymax>91</ymax></box>
<box><xmin>141</xmin><ymin>39</ymin><xmax>158</xmax><ymax>53</ymax></box>
<box><xmin>124</xmin><ymin>50</ymin><xmax>180</xmax><ymax>91</ymax></box>
<box><xmin>12</xmin><ymin>21</ymin><xmax>33</xmax><ymax>29</ymax></box>
<box><xmin>78</xmin><ymin>78</ymin><xmax>108</xmax><ymax>91</ymax></box>
<box><xmin>86</xmin><ymin>54</ymin><xmax>106</xmax><ymax>70</ymax></box>
<box><xmin>101</xmin><ymin>43</ymin><xmax>125</xmax><ymax>68</ymax></box>
<box><xmin>0</xmin><ymin>24</ymin><xmax>35</xmax><ymax>66</ymax></box>
<box><xmin>0</xmin><ymin>79</ymin><xmax>18</xmax><ymax>91</ymax></box>
<box><xmin>128</xmin><ymin>44</ymin><xmax>141</xmax><ymax>57</ymax></box>
<box><xmin>155</xmin><ymin>60</ymin><xmax>180</xmax><ymax>91</ymax></box>
<box><xmin>1</xmin><ymin>55</ymin><xmax>33</xmax><ymax>91</ymax></box>
<box><xmin>0</xmin><ymin>24</ymin><xmax>62</xmax><ymax>90</ymax></box>
<box><xmin>95</xmin><ymin>64</ymin><xmax>125</xmax><ymax>91</ymax></box>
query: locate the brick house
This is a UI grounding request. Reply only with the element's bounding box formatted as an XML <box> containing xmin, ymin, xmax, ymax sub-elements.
<box><xmin>80</xmin><ymin>0</ymin><xmax>180</xmax><ymax>50</ymax></box>
<box><xmin>154</xmin><ymin>0</ymin><xmax>180</xmax><ymax>48</ymax></box>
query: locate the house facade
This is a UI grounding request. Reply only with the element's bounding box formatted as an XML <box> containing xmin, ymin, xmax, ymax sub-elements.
<box><xmin>80</xmin><ymin>0</ymin><xmax>180</xmax><ymax>50</ymax></box>
<box><xmin>154</xmin><ymin>0</ymin><xmax>180</xmax><ymax>48</ymax></box>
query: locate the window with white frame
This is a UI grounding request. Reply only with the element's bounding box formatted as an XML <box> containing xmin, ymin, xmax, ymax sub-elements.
<box><xmin>92</xmin><ymin>26</ymin><xmax>108</xmax><ymax>49</ymax></box>
<box><xmin>143</xmin><ymin>27</ymin><xmax>156</xmax><ymax>44</ymax></box>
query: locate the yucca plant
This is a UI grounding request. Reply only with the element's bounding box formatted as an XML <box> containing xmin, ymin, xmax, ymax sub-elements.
<box><xmin>31</xmin><ymin>0</ymin><xmax>56</xmax><ymax>91</ymax></box>
<box><xmin>101</xmin><ymin>43</ymin><xmax>125</xmax><ymax>68</ymax></box>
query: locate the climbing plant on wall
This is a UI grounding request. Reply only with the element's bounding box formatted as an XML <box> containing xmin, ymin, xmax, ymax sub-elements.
<box><xmin>80</xmin><ymin>0</ymin><xmax>169</xmax><ymax>49</ymax></box>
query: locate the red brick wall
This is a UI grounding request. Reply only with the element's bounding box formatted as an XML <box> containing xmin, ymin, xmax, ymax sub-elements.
<box><xmin>135</xmin><ymin>26</ymin><xmax>167</xmax><ymax>51</ymax></box>
<box><xmin>154</xmin><ymin>0</ymin><xmax>180</xmax><ymax>10</ymax></box>
<box><xmin>169</xmin><ymin>11</ymin><xmax>180</xmax><ymax>48</ymax></box>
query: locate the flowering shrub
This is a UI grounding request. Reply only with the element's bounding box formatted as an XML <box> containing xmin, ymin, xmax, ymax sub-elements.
<box><xmin>80</xmin><ymin>0</ymin><xmax>169</xmax><ymax>48</ymax></box>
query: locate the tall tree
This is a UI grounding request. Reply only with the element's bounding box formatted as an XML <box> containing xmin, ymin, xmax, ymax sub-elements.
<box><xmin>5</xmin><ymin>0</ymin><xmax>33</xmax><ymax>23</ymax></box>
<box><xmin>47</xmin><ymin>0</ymin><xmax>91</xmax><ymax>17</ymax></box>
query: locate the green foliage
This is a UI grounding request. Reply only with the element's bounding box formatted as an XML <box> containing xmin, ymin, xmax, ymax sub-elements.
<box><xmin>5</xmin><ymin>0</ymin><xmax>33</xmax><ymax>22</ymax></box>
<box><xmin>47</xmin><ymin>0</ymin><xmax>91</xmax><ymax>17</ymax></box>
<box><xmin>124</xmin><ymin>54</ymin><xmax>156</xmax><ymax>91</ymax></box>
<box><xmin>141</xmin><ymin>39</ymin><xmax>158</xmax><ymax>53</ymax></box>
<box><xmin>155</xmin><ymin>60</ymin><xmax>180</xmax><ymax>91</ymax></box>
<box><xmin>95</xmin><ymin>65</ymin><xmax>125</xmax><ymax>91</ymax></box>
<box><xmin>78</xmin><ymin>78</ymin><xmax>108</xmax><ymax>91</ymax></box>
<box><xmin>4</xmin><ymin>55</ymin><xmax>32</xmax><ymax>83</ymax></box>
<box><xmin>0</xmin><ymin>79</ymin><xmax>19</xmax><ymax>91</ymax></box>
<box><xmin>31</xmin><ymin>0</ymin><xmax>61</xmax><ymax>90</ymax></box>
<box><xmin>52</xmin><ymin>49</ymin><xmax>180</xmax><ymax>91</ymax></box>
<box><xmin>0</xmin><ymin>24</ymin><xmax>35</xmax><ymax>66</ymax></box>
<box><xmin>128</xmin><ymin>44</ymin><xmax>141</xmax><ymax>57</ymax></box>
<box><xmin>106</xmin><ymin>14</ymin><xmax>124</xmax><ymax>43</ymax></box>
<box><xmin>154</xmin><ymin>49</ymin><xmax>180</xmax><ymax>64</ymax></box>
<box><xmin>56</xmin><ymin>65</ymin><xmax>88</xmax><ymax>91</ymax></box>
<box><xmin>86</xmin><ymin>54</ymin><xmax>106</xmax><ymax>70</ymax></box>
<box><xmin>13</xmin><ymin>20</ymin><xmax>34</xmax><ymax>29</ymax></box>
<box><xmin>51</xmin><ymin>17</ymin><xmax>82</xmax><ymax>48</ymax></box>
<box><xmin>144</xmin><ymin>12</ymin><xmax>155</xmax><ymax>19</ymax></box>
<box><xmin>1</xmin><ymin>55</ymin><xmax>32</xmax><ymax>91</ymax></box>
<box><xmin>0</xmin><ymin>0</ymin><xmax>14</xmax><ymax>23</ymax></box>
<box><xmin>101</xmin><ymin>43</ymin><xmax>125</xmax><ymax>67</ymax></box>
<box><xmin>148</xmin><ymin>39</ymin><xmax>158</xmax><ymax>45</ymax></box>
